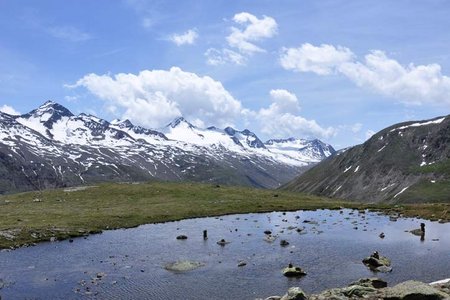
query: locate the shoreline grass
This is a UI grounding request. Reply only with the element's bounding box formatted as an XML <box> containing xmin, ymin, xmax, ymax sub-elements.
<box><xmin>0</xmin><ymin>181</ymin><xmax>448</xmax><ymax>249</ymax></box>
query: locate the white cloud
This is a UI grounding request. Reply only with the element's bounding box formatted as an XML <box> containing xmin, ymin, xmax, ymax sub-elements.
<box><xmin>280</xmin><ymin>43</ymin><xmax>354</xmax><ymax>75</ymax></box>
<box><xmin>269</xmin><ymin>89</ymin><xmax>301</xmax><ymax>114</ymax></box>
<box><xmin>47</xmin><ymin>26</ymin><xmax>92</xmax><ymax>42</ymax></box>
<box><xmin>169</xmin><ymin>29</ymin><xmax>198</xmax><ymax>46</ymax></box>
<box><xmin>67</xmin><ymin>67</ymin><xmax>243</xmax><ymax>128</ymax></box>
<box><xmin>0</xmin><ymin>104</ymin><xmax>20</xmax><ymax>115</ymax></box>
<box><xmin>339</xmin><ymin>50</ymin><xmax>450</xmax><ymax>106</ymax></box>
<box><xmin>205</xmin><ymin>48</ymin><xmax>246</xmax><ymax>66</ymax></box>
<box><xmin>256</xmin><ymin>89</ymin><xmax>335</xmax><ymax>139</ymax></box>
<box><xmin>227</xmin><ymin>12</ymin><xmax>278</xmax><ymax>54</ymax></box>
<box><xmin>69</xmin><ymin>69</ymin><xmax>334</xmax><ymax>140</ymax></box>
<box><xmin>207</xmin><ymin>12</ymin><xmax>277</xmax><ymax>66</ymax></box>
<box><xmin>281</xmin><ymin>43</ymin><xmax>450</xmax><ymax>106</ymax></box>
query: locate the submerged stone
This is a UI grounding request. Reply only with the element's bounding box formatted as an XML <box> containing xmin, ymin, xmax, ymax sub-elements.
<box><xmin>164</xmin><ymin>261</ymin><xmax>205</xmax><ymax>272</ymax></box>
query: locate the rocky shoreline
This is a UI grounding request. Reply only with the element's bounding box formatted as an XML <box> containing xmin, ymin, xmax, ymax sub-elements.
<box><xmin>261</xmin><ymin>278</ymin><xmax>450</xmax><ymax>300</ymax></box>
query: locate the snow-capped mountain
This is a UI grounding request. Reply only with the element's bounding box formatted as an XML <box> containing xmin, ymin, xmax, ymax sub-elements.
<box><xmin>266</xmin><ymin>138</ymin><xmax>335</xmax><ymax>163</ymax></box>
<box><xmin>0</xmin><ymin>101</ymin><xmax>335</xmax><ymax>193</ymax></box>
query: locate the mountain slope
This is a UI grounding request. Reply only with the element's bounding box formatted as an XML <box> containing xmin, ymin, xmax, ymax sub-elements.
<box><xmin>283</xmin><ymin>115</ymin><xmax>450</xmax><ymax>203</ymax></box>
<box><xmin>0</xmin><ymin>101</ymin><xmax>335</xmax><ymax>193</ymax></box>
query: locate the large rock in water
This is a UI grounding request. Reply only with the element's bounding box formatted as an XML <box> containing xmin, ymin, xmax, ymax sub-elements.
<box><xmin>282</xmin><ymin>265</ymin><xmax>307</xmax><ymax>277</ymax></box>
<box><xmin>362</xmin><ymin>252</ymin><xmax>392</xmax><ymax>272</ymax></box>
<box><xmin>381</xmin><ymin>280</ymin><xmax>449</xmax><ymax>299</ymax></box>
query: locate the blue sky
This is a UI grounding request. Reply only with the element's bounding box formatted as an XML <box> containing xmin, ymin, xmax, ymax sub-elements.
<box><xmin>1</xmin><ymin>0</ymin><xmax>450</xmax><ymax>148</ymax></box>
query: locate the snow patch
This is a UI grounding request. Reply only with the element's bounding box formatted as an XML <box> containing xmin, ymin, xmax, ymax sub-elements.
<box><xmin>390</xmin><ymin>117</ymin><xmax>445</xmax><ymax>132</ymax></box>
<box><xmin>393</xmin><ymin>186</ymin><xmax>409</xmax><ymax>198</ymax></box>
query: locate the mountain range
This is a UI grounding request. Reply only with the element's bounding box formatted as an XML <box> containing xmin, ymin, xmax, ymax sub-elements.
<box><xmin>0</xmin><ymin>101</ymin><xmax>335</xmax><ymax>194</ymax></box>
<box><xmin>283</xmin><ymin>115</ymin><xmax>450</xmax><ymax>203</ymax></box>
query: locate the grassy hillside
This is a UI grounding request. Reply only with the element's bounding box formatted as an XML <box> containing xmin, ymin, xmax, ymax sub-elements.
<box><xmin>283</xmin><ymin>115</ymin><xmax>450</xmax><ymax>203</ymax></box>
<box><xmin>0</xmin><ymin>181</ymin><xmax>448</xmax><ymax>249</ymax></box>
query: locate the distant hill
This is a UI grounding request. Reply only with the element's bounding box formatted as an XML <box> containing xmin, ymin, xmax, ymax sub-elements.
<box><xmin>282</xmin><ymin>115</ymin><xmax>450</xmax><ymax>203</ymax></box>
<box><xmin>0</xmin><ymin>101</ymin><xmax>335</xmax><ymax>193</ymax></box>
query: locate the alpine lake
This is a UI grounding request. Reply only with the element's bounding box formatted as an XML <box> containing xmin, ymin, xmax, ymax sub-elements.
<box><xmin>0</xmin><ymin>209</ymin><xmax>449</xmax><ymax>299</ymax></box>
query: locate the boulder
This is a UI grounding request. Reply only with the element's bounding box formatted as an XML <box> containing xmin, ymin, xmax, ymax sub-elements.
<box><xmin>280</xmin><ymin>287</ymin><xmax>307</xmax><ymax>300</ymax></box>
<box><xmin>381</xmin><ymin>280</ymin><xmax>448</xmax><ymax>299</ymax></box>
<box><xmin>282</xmin><ymin>265</ymin><xmax>306</xmax><ymax>277</ymax></box>
<box><xmin>362</xmin><ymin>251</ymin><xmax>392</xmax><ymax>272</ymax></box>
<box><xmin>349</xmin><ymin>277</ymin><xmax>387</xmax><ymax>289</ymax></box>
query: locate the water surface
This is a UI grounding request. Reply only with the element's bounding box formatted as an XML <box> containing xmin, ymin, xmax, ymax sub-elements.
<box><xmin>0</xmin><ymin>209</ymin><xmax>449</xmax><ymax>299</ymax></box>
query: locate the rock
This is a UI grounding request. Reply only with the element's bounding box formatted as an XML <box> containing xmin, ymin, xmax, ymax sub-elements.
<box><xmin>280</xmin><ymin>239</ymin><xmax>290</xmax><ymax>247</ymax></box>
<box><xmin>282</xmin><ymin>265</ymin><xmax>306</xmax><ymax>277</ymax></box>
<box><xmin>216</xmin><ymin>239</ymin><xmax>230</xmax><ymax>246</ymax></box>
<box><xmin>237</xmin><ymin>261</ymin><xmax>247</xmax><ymax>267</ymax></box>
<box><xmin>164</xmin><ymin>260</ymin><xmax>205</xmax><ymax>272</ymax></box>
<box><xmin>410</xmin><ymin>228</ymin><xmax>424</xmax><ymax>236</ymax></box>
<box><xmin>280</xmin><ymin>287</ymin><xmax>307</xmax><ymax>300</ymax></box>
<box><xmin>176</xmin><ymin>235</ymin><xmax>188</xmax><ymax>240</ymax></box>
<box><xmin>349</xmin><ymin>277</ymin><xmax>387</xmax><ymax>289</ymax></box>
<box><xmin>342</xmin><ymin>285</ymin><xmax>377</xmax><ymax>297</ymax></box>
<box><xmin>362</xmin><ymin>251</ymin><xmax>392</xmax><ymax>272</ymax></box>
<box><xmin>381</xmin><ymin>280</ymin><xmax>449</xmax><ymax>299</ymax></box>
<box><xmin>264</xmin><ymin>230</ymin><xmax>272</xmax><ymax>235</ymax></box>
<box><xmin>264</xmin><ymin>235</ymin><xmax>278</xmax><ymax>243</ymax></box>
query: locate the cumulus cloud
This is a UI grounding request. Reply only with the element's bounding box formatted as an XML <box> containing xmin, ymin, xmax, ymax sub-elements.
<box><xmin>169</xmin><ymin>29</ymin><xmax>198</xmax><ymax>46</ymax></box>
<box><xmin>206</xmin><ymin>12</ymin><xmax>277</xmax><ymax>66</ymax></box>
<box><xmin>69</xmin><ymin>69</ymin><xmax>334</xmax><ymax>139</ymax></box>
<box><xmin>280</xmin><ymin>43</ymin><xmax>450</xmax><ymax>106</ymax></box>
<box><xmin>280</xmin><ymin>43</ymin><xmax>354</xmax><ymax>75</ymax></box>
<box><xmin>67</xmin><ymin>67</ymin><xmax>243</xmax><ymax>128</ymax></box>
<box><xmin>268</xmin><ymin>89</ymin><xmax>301</xmax><ymax>114</ymax></box>
<box><xmin>0</xmin><ymin>104</ymin><xmax>20</xmax><ymax>115</ymax></box>
<box><xmin>256</xmin><ymin>89</ymin><xmax>335</xmax><ymax>139</ymax></box>
<box><xmin>226</xmin><ymin>12</ymin><xmax>278</xmax><ymax>54</ymax></box>
<box><xmin>205</xmin><ymin>48</ymin><xmax>246</xmax><ymax>66</ymax></box>
<box><xmin>339</xmin><ymin>50</ymin><xmax>450</xmax><ymax>105</ymax></box>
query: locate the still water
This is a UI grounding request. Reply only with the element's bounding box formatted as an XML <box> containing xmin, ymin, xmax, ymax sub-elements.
<box><xmin>0</xmin><ymin>209</ymin><xmax>449</xmax><ymax>299</ymax></box>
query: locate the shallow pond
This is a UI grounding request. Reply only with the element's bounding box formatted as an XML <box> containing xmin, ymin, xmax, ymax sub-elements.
<box><xmin>0</xmin><ymin>209</ymin><xmax>449</xmax><ymax>299</ymax></box>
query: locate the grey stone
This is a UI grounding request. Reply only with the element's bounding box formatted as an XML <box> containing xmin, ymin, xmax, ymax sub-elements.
<box><xmin>280</xmin><ymin>287</ymin><xmax>307</xmax><ymax>300</ymax></box>
<box><xmin>382</xmin><ymin>280</ymin><xmax>449</xmax><ymax>299</ymax></box>
<box><xmin>349</xmin><ymin>277</ymin><xmax>387</xmax><ymax>289</ymax></box>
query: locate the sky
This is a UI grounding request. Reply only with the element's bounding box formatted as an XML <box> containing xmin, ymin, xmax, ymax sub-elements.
<box><xmin>1</xmin><ymin>0</ymin><xmax>450</xmax><ymax>149</ymax></box>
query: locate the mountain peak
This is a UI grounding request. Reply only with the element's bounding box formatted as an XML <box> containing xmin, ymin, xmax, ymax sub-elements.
<box><xmin>111</xmin><ymin>119</ymin><xmax>134</xmax><ymax>129</ymax></box>
<box><xmin>32</xmin><ymin>100</ymin><xmax>74</xmax><ymax>118</ymax></box>
<box><xmin>166</xmin><ymin>116</ymin><xmax>194</xmax><ymax>129</ymax></box>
